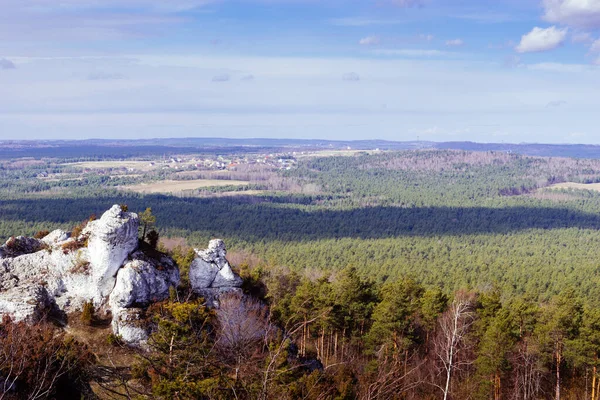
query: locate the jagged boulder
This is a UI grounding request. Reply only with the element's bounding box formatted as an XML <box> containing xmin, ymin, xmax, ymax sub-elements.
<box><xmin>190</xmin><ymin>239</ymin><xmax>243</xmax><ymax>305</ymax></box>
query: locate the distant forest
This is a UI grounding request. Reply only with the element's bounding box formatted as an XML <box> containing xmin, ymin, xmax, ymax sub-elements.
<box><xmin>5</xmin><ymin>138</ymin><xmax>600</xmax><ymax>159</ymax></box>
<box><xmin>3</xmin><ymin>150</ymin><xmax>600</xmax><ymax>302</ymax></box>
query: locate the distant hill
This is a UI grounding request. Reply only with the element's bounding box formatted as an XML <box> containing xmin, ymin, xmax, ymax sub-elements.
<box><xmin>2</xmin><ymin>138</ymin><xmax>600</xmax><ymax>159</ymax></box>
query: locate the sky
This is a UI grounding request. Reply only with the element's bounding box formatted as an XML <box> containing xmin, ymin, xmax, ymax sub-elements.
<box><xmin>1</xmin><ymin>0</ymin><xmax>600</xmax><ymax>143</ymax></box>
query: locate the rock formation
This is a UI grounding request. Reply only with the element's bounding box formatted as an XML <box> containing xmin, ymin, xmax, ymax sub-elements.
<box><xmin>0</xmin><ymin>205</ymin><xmax>179</xmax><ymax>344</ymax></box>
<box><xmin>189</xmin><ymin>239</ymin><xmax>243</xmax><ymax>305</ymax></box>
<box><xmin>0</xmin><ymin>204</ymin><xmax>243</xmax><ymax>344</ymax></box>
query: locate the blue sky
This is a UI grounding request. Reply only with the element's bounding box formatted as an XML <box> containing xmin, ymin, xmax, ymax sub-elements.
<box><xmin>1</xmin><ymin>0</ymin><xmax>600</xmax><ymax>143</ymax></box>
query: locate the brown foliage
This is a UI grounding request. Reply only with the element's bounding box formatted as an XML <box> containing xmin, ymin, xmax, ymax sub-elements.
<box><xmin>61</xmin><ymin>239</ymin><xmax>86</xmax><ymax>254</ymax></box>
<box><xmin>80</xmin><ymin>301</ymin><xmax>95</xmax><ymax>325</ymax></box>
<box><xmin>70</xmin><ymin>220</ymin><xmax>89</xmax><ymax>239</ymax></box>
<box><xmin>0</xmin><ymin>318</ymin><xmax>93</xmax><ymax>399</ymax></box>
<box><xmin>33</xmin><ymin>230</ymin><xmax>50</xmax><ymax>240</ymax></box>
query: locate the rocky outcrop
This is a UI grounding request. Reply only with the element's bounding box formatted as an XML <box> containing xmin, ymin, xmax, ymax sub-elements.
<box><xmin>190</xmin><ymin>239</ymin><xmax>243</xmax><ymax>305</ymax></box>
<box><xmin>83</xmin><ymin>205</ymin><xmax>140</xmax><ymax>302</ymax></box>
<box><xmin>0</xmin><ymin>286</ymin><xmax>53</xmax><ymax>323</ymax></box>
<box><xmin>109</xmin><ymin>252</ymin><xmax>180</xmax><ymax>342</ymax></box>
<box><xmin>0</xmin><ymin>205</ymin><xmax>179</xmax><ymax>344</ymax></box>
<box><xmin>0</xmin><ymin>204</ymin><xmax>246</xmax><ymax>344</ymax></box>
<box><xmin>0</xmin><ymin>236</ymin><xmax>44</xmax><ymax>259</ymax></box>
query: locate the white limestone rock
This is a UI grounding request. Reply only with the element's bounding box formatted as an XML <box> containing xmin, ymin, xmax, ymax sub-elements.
<box><xmin>111</xmin><ymin>308</ymin><xmax>150</xmax><ymax>344</ymax></box>
<box><xmin>190</xmin><ymin>239</ymin><xmax>243</xmax><ymax>292</ymax></box>
<box><xmin>0</xmin><ymin>285</ymin><xmax>53</xmax><ymax>322</ymax></box>
<box><xmin>83</xmin><ymin>205</ymin><xmax>139</xmax><ymax>303</ymax></box>
<box><xmin>189</xmin><ymin>258</ymin><xmax>220</xmax><ymax>289</ymax></box>
<box><xmin>109</xmin><ymin>252</ymin><xmax>180</xmax><ymax>309</ymax></box>
<box><xmin>212</xmin><ymin>263</ymin><xmax>243</xmax><ymax>288</ymax></box>
<box><xmin>0</xmin><ymin>204</ymin><xmax>188</xmax><ymax>345</ymax></box>
<box><xmin>41</xmin><ymin>229</ymin><xmax>69</xmax><ymax>246</ymax></box>
<box><xmin>0</xmin><ymin>236</ymin><xmax>44</xmax><ymax>259</ymax></box>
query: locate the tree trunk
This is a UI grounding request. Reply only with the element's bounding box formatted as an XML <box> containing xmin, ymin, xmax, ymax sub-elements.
<box><xmin>592</xmin><ymin>364</ymin><xmax>597</xmax><ymax>400</ymax></box>
<box><xmin>494</xmin><ymin>372</ymin><xmax>501</xmax><ymax>400</ymax></box>
<box><xmin>555</xmin><ymin>342</ymin><xmax>562</xmax><ymax>400</ymax></box>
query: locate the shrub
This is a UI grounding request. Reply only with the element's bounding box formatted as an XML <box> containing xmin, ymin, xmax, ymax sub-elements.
<box><xmin>33</xmin><ymin>230</ymin><xmax>50</xmax><ymax>239</ymax></box>
<box><xmin>61</xmin><ymin>239</ymin><xmax>87</xmax><ymax>254</ymax></box>
<box><xmin>5</xmin><ymin>237</ymin><xmax>18</xmax><ymax>250</ymax></box>
<box><xmin>70</xmin><ymin>255</ymin><xmax>90</xmax><ymax>274</ymax></box>
<box><xmin>71</xmin><ymin>220</ymin><xmax>88</xmax><ymax>239</ymax></box>
<box><xmin>0</xmin><ymin>319</ymin><xmax>93</xmax><ymax>398</ymax></box>
<box><xmin>106</xmin><ymin>333</ymin><xmax>123</xmax><ymax>346</ymax></box>
<box><xmin>146</xmin><ymin>229</ymin><xmax>160</xmax><ymax>249</ymax></box>
<box><xmin>81</xmin><ymin>301</ymin><xmax>95</xmax><ymax>325</ymax></box>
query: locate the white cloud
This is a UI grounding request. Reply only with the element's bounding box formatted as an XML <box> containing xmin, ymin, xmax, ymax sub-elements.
<box><xmin>452</xmin><ymin>12</ymin><xmax>516</xmax><ymax>24</ymax></box>
<box><xmin>87</xmin><ymin>72</ymin><xmax>126</xmax><ymax>80</ymax></box>
<box><xmin>2</xmin><ymin>0</ymin><xmax>216</xmax><ymax>13</ymax></box>
<box><xmin>543</xmin><ymin>0</ymin><xmax>600</xmax><ymax>28</ymax></box>
<box><xmin>0</xmin><ymin>58</ymin><xmax>16</xmax><ymax>69</ymax></box>
<box><xmin>212</xmin><ymin>73</ymin><xmax>231</xmax><ymax>82</ymax></box>
<box><xmin>590</xmin><ymin>38</ymin><xmax>600</xmax><ymax>52</ymax></box>
<box><xmin>387</xmin><ymin>0</ymin><xmax>424</xmax><ymax>6</ymax></box>
<box><xmin>359</xmin><ymin>36</ymin><xmax>381</xmax><ymax>46</ymax></box>
<box><xmin>372</xmin><ymin>49</ymin><xmax>450</xmax><ymax>57</ymax></box>
<box><xmin>342</xmin><ymin>72</ymin><xmax>360</xmax><ymax>81</ymax></box>
<box><xmin>4</xmin><ymin>54</ymin><xmax>600</xmax><ymax>143</ymax></box>
<box><xmin>526</xmin><ymin>62</ymin><xmax>593</xmax><ymax>72</ymax></box>
<box><xmin>418</xmin><ymin>34</ymin><xmax>434</xmax><ymax>41</ymax></box>
<box><xmin>330</xmin><ymin>17</ymin><xmax>404</xmax><ymax>27</ymax></box>
<box><xmin>546</xmin><ymin>100</ymin><xmax>567</xmax><ymax>107</ymax></box>
<box><xmin>0</xmin><ymin>0</ymin><xmax>213</xmax><ymax>47</ymax></box>
<box><xmin>445</xmin><ymin>39</ymin><xmax>464</xmax><ymax>46</ymax></box>
<box><xmin>515</xmin><ymin>26</ymin><xmax>568</xmax><ymax>53</ymax></box>
<box><xmin>504</xmin><ymin>55</ymin><xmax>521</xmax><ymax>68</ymax></box>
<box><xmin>571</xmin><ymin>31</ymin><xmax>593</xmax><ymax>43</ymax></box>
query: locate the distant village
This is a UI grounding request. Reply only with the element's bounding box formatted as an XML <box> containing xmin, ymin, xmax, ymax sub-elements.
<box><xmin>159</xmin><ymin>152</ymin><xmax>298</xmax><ymax>172</ymax></box>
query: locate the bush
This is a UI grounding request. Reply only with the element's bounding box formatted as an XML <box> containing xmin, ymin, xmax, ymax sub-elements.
<box><xmin>0</xmin><ymin>318</ymin><xmax>93</xmax><ymax>398</ymax></box>
<box><xmin>81</xmin><ymin>301</ymin><xmax>95</xmax><ymax>325</ymax></box>
<box><xmin>146</xmin><ymin>230</ymin><xmax>160</xmax><ymax>249</ymax></box>
<box><xmin>106</xmin><ymin>333</ymin><xmax>123</xmax><ymax>346</ymax></box>
<box><xmin>61</xmin><ymin>239</ymin><xmax>87</xmax><ymax>254</ymax></box>
<box><xmin>71</xmin><ymin>223</ymin><xmax>86</xmax><ymax>239</ymax></box>
<box><xmin>70</xmin><ymin>256</ymin><xmax>90</xmax><ymax>274</ymax></box>
<box><xmin>33</xmin><ymin>230</ymin><xmax>50</xmax><ymax>239</ymax></box>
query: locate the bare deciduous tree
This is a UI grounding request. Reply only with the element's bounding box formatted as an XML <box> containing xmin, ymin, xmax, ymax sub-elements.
<box><xmin>0</xmin><ymin>318</ymin><xmax>91</xmax><ymax>400</ymax></box>
<box><xmin>432</xmin><ymin>292</ymin><xmax>476</xmax><ymax>400</ymax></box>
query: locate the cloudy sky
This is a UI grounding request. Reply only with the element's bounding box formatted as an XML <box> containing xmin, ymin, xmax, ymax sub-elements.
<box><xmin>1</xmin><ymin>0</ymin><xmax>600</xmax><ymax>143</ymax></box>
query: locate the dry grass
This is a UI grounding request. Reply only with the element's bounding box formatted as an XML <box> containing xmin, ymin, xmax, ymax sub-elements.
<box><xmin>547</xmin><ymin>182</ymin><xmax>600</xmax><ymax>192</ymax></box>
<box><xmin>123</xmin><ymin>179</ymin><xmax>249</xmax><ymax>194</ymax></box>
<box><xmin>159</xmin><ymin>236</ymin><xmax>188</xmax><ymax>251</ymax></box>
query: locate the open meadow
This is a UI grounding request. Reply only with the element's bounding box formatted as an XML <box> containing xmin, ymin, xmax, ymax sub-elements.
<box><xmin>123</xmin><ymin>179</ymin><xmax>250</xmax><ymax>194</ymax></box>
